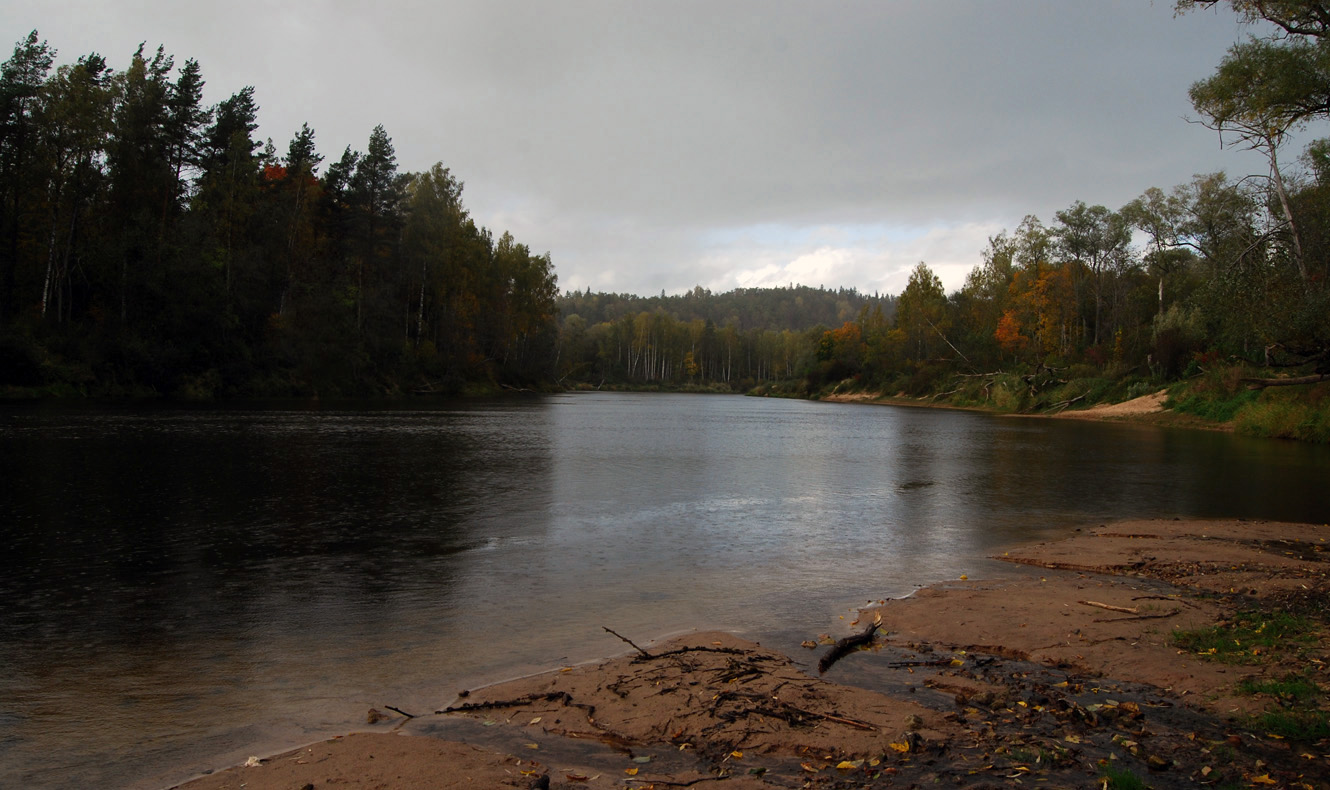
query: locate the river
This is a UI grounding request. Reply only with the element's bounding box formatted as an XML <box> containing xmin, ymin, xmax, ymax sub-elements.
<box><xmin>2</xmin><ymin>393</ymin><xmax>1327</xmax><ymax>789</ymax></box>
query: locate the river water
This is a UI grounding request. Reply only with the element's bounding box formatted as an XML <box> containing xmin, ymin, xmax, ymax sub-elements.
<box><xmin>1</xmin><ymin>393</ymin><xmax>1327</xmax><ymax>789</ymax></box>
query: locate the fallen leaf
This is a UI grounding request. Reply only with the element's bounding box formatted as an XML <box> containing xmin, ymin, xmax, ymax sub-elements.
<box><xmin>520</xmin><ymin>769</ymin><xmax>541</xmax><ymax>776</ymax></box>
<box><xmin>730</xmin><ymin>750</ymin><xmax>743</xmax><ymax>759</ymax></box>
<box><xmin>800</xmin><ymin>763</ymin><xmax>818</xmax><ymax>773</ymax></box>
<box><xmin>624</xmin><ymin>767</ymin><xmax>639</xmax><ymax>776</ymax></box>
<box><xmin>632</xmin><ymin>756</ymin><xmax>651</xmax><ymax>763</ymax></box>
<box><xmin>523</xmin><ymin>743</ymin><xmax>539</xmax><ymax>750</ymax></box>
<box><xmin>565</xmin><ymin>774</ymin><xmax>589</xmax><ymax>782</ymax></box>
<box><xmin>836</xmin><ymin>760</ymin><xmax>864</xmax><ymax>770</ymax></box>
<box><xmin>528</xmin><ymin>717</ymin><xmax>541</xmax><ymax>725</ymax></box>
<box><xmin>800</xmin><ymin>640</ymin><xmax>818</xmax><ymax>649</ymax></box>
<box><xmin>1251</xmin><ymin>775</ymin><xmax>1276</xmax><ymax>785</ymax></box>
<box><xmin>889</xmin><ymin>742</ymin><xmax>911</xmax><ymax>753</ymax></box>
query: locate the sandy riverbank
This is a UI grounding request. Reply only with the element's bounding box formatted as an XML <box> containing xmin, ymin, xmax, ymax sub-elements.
<box><xmin>175</xmin><ymin>518</ymin><xmax>1329</xmax><ymax>789</ymax></box>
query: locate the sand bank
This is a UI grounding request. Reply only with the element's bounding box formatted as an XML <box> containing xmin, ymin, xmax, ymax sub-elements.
<box><xmin>176</xmin><ymin>518</ymin><xmax>1329</xmax><ymax>789</ymax></box>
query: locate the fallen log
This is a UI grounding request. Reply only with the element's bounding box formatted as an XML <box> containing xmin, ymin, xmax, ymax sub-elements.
<box><xmin>817</xmin><ymin>621</ymin><xmax>880</xmax><ymax>674</ymax></box>
<box><xmin>1241</xmin><ymin>373</ymin><xmax>1330</xmax><ymax>389</ymax></box>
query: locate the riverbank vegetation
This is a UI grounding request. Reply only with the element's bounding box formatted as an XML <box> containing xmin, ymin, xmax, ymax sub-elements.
<box><xmin>0</xmin><ymin>33</ymin><xmax>558</xmax><ymax>398</ymax></box>
<box><xmin>4</xmin><ymin>1</ymin><xmax>1328</xmax><ymax>440</ymax></box>
<box><xmin>552</xmin><ymin>2</ymin><xmax>1330</xmax><ymax>441</ymax></box>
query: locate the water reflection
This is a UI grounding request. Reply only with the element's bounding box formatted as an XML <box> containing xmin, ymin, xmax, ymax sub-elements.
<box><xmin>0</xmin><ymin>394</ymin><xmax>1326</xmax><ymax>789</ymax></box>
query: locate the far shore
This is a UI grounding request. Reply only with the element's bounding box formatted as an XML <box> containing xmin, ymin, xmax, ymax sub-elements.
<box><xmin>821</xmin><ymin>388</ymin><xmax>1237</xmax><ymax>431</ymax></box>
<box><xmin>175</xmin><ymin>517</ymin><xmax>1330</xmax><ymax>789</ymax></box>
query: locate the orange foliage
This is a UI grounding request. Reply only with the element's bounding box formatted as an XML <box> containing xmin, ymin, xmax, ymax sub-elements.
<box><xmin>994</xmin><ymin>310</ymin><xmax>1027</xmax><ymax>353</ymax></box>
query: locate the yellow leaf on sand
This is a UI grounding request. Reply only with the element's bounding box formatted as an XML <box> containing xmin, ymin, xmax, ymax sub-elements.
<box><xmin>730</xmin><ymin>751</ymin><xmax>743</xmax><ymax>759</ymax></box>
<box><xmin>959</xmin><ymin>574</ymin><xmax>968</xmax><ymax>580</ymax></box>
<box><xmin>520</xmin><ymin>769</ymin><xmax>540</xmax><ymax>776</ymax></box>
<box><xmin>889</xmin><ymin>742</ymin><xmax>911</xmax><ymax>753</ymax></box>
<box><xmin>800</xmin><ymin>763</ymin><xmax>818</xmax><ymax>773</ymax></box>
<box><xmin>1252</xmin><ymin>775</ymin><xmax>1276</xmax><ymax>785</ymax></box>
<box><xmin>625</xmin><ymin>767</ymin><xmax>639</xmax><ymax>776</ymax></box>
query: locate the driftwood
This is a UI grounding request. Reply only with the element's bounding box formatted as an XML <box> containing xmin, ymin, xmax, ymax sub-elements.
<box><xmin>1050</xmin><ymin>392</ymin><xmax>1087</xmax><ymax>412</ymax></box>
<box><xmin>438</xmin><ymin>691</ymin><xmax>574</xmax><ymax>714</ymax></box>
<box><xmin>817</xmin><ymin>622</ymin><xmax>880</xmax><ymax>674</ymax></box>
<box><xmin>1093</xmin><ymin>610</ymin><xmax>1180</xmax><ymax>623</ymax></box>
<box><xmin>1078</xmin><ymin>600</ymin><xmax>1137</xmax><ymax>614</ymax></box>
<box><xmin>603</xmin><ymin>626</ymin><xmax>653</xmax><ymax>658</ymax></box>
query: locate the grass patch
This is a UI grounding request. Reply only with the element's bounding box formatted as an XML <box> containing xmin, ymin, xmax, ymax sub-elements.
<box><xmin>1099</xmin><ymin>763</ymin><xmax>1147</xmax><ymax>790</ymax></box>
<box><xmin>1168</xmin><ymin>386</ymin><xmax>1260</xmax><ymax>422</ymax></box>
<box><xmin>1172</xmin><ymin>610</ymin><xmax>1317</xmax><ymax>663</ymax></box>
<box><xmin>1247</xmin><ymin>709</ymin><xmax>1330</xmax><ymax>741</ymax></box>
<box><xmin>1237</xmin><ymin>673</ymin><xmax>1321</xmax><ymax>703</ymax></box>
<box><xmin>1234</xmin><ymin>385</ymin><xmax>1330</xmax><ymax>442</ymax></box>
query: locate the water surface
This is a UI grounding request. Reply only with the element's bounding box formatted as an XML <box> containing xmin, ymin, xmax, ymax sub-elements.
<box><xmin>1</xmin><ymin>393</ymin><xmax>1326</xmax><ymax>789</ymax></box>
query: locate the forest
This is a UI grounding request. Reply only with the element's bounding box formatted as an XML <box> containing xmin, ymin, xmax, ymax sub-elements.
<box><xmin>551</xmin><ymin>1</ymin><xmax>1330</xmax><ymax>441</ymax></box>
<box><xmin>0</xmin><ymin>33</ymin><xmax>558</xmax><ymax>397</ymax></box>
<box><xmin>3</xmin><ymin>0</ymin><xmax>1328</xmax><ymax>427</ymax></box>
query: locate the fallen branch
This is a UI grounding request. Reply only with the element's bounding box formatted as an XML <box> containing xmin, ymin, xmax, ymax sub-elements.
<box><xmin>1093</xmin><ymin>610</ymin><xmax>1180</xmax><ymax>623</ymax></box>
<box><xmin>781</xmin><ymin>704</ymin><xmax>878</xmax><ymax>731</ymax></box>
<box><xmin>385</xmin><ymin>705</ymin><xmax>417</xmax><ymax>719</ymax></box>
<box><xmin>1078</xmin><ymin>600</ymin><xmax>1138</xmax><ymax>614</ymax></box>
<box><xmin>633</xmin><ymin>645</ymin><xmax>755</xmax><ymax>662</ymax></box>
<box><xmin>625</xmin><ymin>777</ymin><xmax>725</xmax><ymax>787</ymax></box>
<box><xmin>1049</xmin><ymin>392</ymin><xmax>1087</xmax><ymax>412</ymax></box>
<box><xmin>438</xmin><ymin>691</ymin><xmax>573</xmax><ymax>714</ymax></box>
<box><xmin>817</xmin><ymin>621</ymin><xmax>880</xmax><ymax>674</ymax></box>
<box><xmin>604</xmin><ymin>626</ymin><xmax>653</xmax><ymax>658</ymax></box>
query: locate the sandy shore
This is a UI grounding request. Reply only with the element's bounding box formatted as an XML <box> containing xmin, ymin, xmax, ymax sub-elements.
<box><xmin>175</xmin><ymin>518</ymin><xmax>1329</xmax><ymax>789</ymax></box>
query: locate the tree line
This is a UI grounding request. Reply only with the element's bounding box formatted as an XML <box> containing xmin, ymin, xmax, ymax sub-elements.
<box><xmin>0</xmin><ymin>32</ymin><xmax>558</xmax><ymax>397</ymax></box>
<box><xmin>557</xmin><ymin>1</ymin><xmax>1330</xmax><ymax>396</ymax></box>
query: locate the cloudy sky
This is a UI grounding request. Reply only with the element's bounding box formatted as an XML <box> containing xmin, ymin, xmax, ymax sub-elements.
<box><xmin>4</xmin><ymin>1</ymin><xmax>1312</xmax><ymax>296</ymax></box>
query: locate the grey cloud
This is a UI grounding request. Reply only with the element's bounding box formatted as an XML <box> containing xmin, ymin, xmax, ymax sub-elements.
<box><xmin>9</xmin><ymin>0</ymin><xmax>1297</xmax><ymax>294</ymax></box>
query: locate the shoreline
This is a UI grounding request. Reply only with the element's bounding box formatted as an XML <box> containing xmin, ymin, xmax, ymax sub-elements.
<box><xmin>821</xmin><ymin>388</ymin><xmax>1237</xmax><ymax>432</ymax></box>
<box><xmin>175</xmin><ymin>517</ymin><xmax>1330</xmax><ymax>789</ymax></box>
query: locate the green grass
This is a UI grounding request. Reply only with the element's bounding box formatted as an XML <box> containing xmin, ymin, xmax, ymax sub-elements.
<box><xmin>1172</xmin><ymin>610</ymin><xmax>1317</xmax><ymax>663</ymax></box>
<box><xmin>1235</xmin><ymin>396</ymin><xmax>1330</xmax><ymax>443</ymax></box>
<box><xmin>1247</xmin><ymin>709</ymin><xmax>1330</xmax><ymax>741</ymax></box>
<box><xmin>1168</xmin><ymin>386</ymin><xmax>1260</xmax><ymax>422</ymax></box>
<box><xmin>1099</xmin><ymin>763</ymin><xmax>1147</xmax><ymax>790</ymax></box>
<box><xmin>1237</xmin><ymin>673</ymin><xmax>1321</xmax><ymax>703</ymax></box>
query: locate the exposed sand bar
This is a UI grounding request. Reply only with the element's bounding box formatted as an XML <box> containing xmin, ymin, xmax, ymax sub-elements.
<box><xmin>176</xmin><ymin>518</ymin><xmax>1329</xmax><ymax>789</ymax></box>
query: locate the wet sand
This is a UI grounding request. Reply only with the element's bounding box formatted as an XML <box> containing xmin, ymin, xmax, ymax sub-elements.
<box><xmin>175</xmin><ymin>518</ymin><xmax>1329</xmax><ymax>789</ymax></box>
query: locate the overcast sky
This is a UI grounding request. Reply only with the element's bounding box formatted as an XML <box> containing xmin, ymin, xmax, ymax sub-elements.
<box><xmin>5</xmin><ymin>1</ymin><xmax>1315</xmax><ymax>296</ymax></box>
